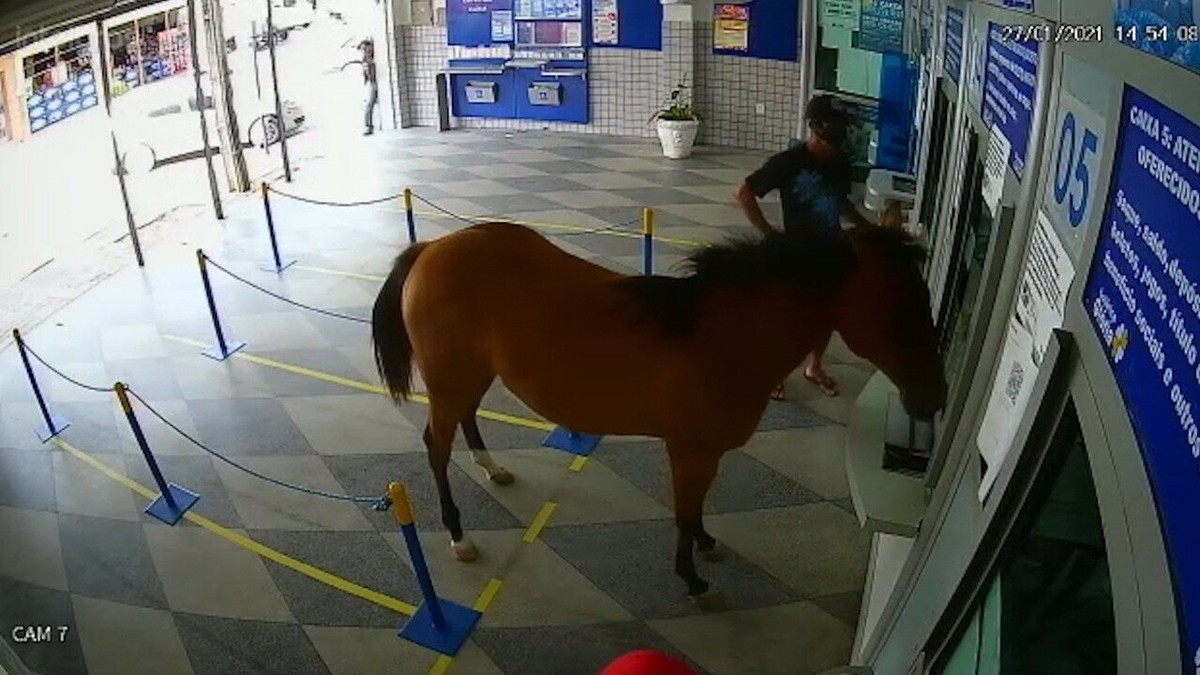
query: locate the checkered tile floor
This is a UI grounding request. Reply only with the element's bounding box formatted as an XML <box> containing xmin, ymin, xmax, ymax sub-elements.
<box><xmin>0</xmin><ymin>128</ymin><xmax>876</xmax><ymax>675</ymax></box>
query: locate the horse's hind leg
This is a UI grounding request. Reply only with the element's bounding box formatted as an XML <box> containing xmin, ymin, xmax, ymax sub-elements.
<box><xmin>462</xmin><ymin>415</ymin><xmax>514</xmax><ymax>485</ymax></box>
<box><xmin>425</xmin><ymin>405</ymin><xmax>480</xmax><ymax>562</ymax></box>
<box><xmin>666</xmin><ymin>443</ymin><xmax>724</xmax><ymax>609</ymax></box>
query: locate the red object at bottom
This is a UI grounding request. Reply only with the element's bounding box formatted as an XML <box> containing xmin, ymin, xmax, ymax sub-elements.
<box><xmin>599</xmin><ymin>649</ymin><xmax>697</xmax><ymax>675</ymax></box>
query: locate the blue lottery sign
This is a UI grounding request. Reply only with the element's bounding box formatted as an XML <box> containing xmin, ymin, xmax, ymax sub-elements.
<box><xmin>944</xmin><ymin>5</ymin><xmax>964</xmax><ymax>84</ymax></box>
<box><xmin>982</xmin><ymin>21</ymin><xmax>1040</xmax><ymax>177</ymax></box>
<box><xmin>1083</xmin><ymin>85</ymin><xmax>1200</xmax><ymax>664</ymax></box>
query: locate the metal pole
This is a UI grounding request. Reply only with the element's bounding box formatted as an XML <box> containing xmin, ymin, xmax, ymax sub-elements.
<box><xmin>404</xmin><ymin>188</ymin><xmax>417</xmax><ymax>243</ymax></box>
<box><xmin>96</xmin><ymin>19</ymin><xmax>145</xmax><ymax>267</ymax></box>
<box><xmin>115</xmin><ymin>382</ymin><xmax>179</xmax><ymax>512</ymax></box>
<box><xmin>187</xmin><ymin>0</ymin><xmax>225</xmax><ymax>220</ymax></box>
<box><xmin>13</xmin><ymin>329</ymin><xmax>69</xmax><ymax>441</ymax></box>
<box><xmin>642</xmin><ymin>207</ymin><xmax>654</xmax><ymax>276</ymax></box>
<box><xmin>196</xmin><ymin>249</ymin><xmax>246</xmax><ymax>360</ymax></box>
<box><xmin>251</xmin><ymin>20</ymin><xmax>263</xmax><ymax>99</ymax></box>
<box><xmin>265</xmin><ymin>0</ymin><xmax>293</xmax><ymax>182</ymax></box>
<box><xmin>388</xmin><ymin>482</ymin><xmax>448</xmax><ymax>630</ymax></box>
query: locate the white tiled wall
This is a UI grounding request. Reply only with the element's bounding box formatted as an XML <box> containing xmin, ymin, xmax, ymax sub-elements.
<box><xmin>694</xmin><ymin>21</ymin><xmax>803</xmax><ymax>152</ymax></box>
<box><xmin>393</xmin><ymin>20</ymin><xmax>802</xmax><ymax>150</ymax></box>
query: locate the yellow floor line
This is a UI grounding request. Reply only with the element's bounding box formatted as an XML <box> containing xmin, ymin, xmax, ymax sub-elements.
<box><xmin>568</xmin><ymin>456</ymin><xmax>589</xmax><ymax>472</ymax></box>
<box><xmin>523</xmin><ymin>502</ymin><xmax>557</xmax><ymax>543</ymax></box>
<box><xmin>291</xmin><ymin>264</ymin><xmax>386</xmax><ymax>283</ymax></box>
<box><xmin>52</xmin><ymin>438</ymin><xmax>420</xmax><ymax>617</ymax></box>
<box><xmin>162</xmin><ymin>334</ymin><xmax>555</xmax><ymax>432</ymax></box>
<box><xmin>424</xmin><ymin>577</ymin><xmax>504</xmax><ymax>675</ymax></box>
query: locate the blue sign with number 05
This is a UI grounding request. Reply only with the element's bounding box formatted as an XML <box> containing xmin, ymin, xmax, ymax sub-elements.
<box><xmin>1050</xmin><ymin>95</ymin><xmax>1104</xmax><ymax>230</ymax></box>
<box><xmin>1083</xmin><ymin>85</ymin><xmax>1200</xmax><ymax>664</ymax></box>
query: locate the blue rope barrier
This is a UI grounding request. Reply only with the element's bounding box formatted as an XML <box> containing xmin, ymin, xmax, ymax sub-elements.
<box><xmin>21</xmin><ymin>342</ymin><xmax>115</xmax><ymax>393</ymax></box>
<box><xmin>409</xmin><ymin>192</ymin><xmax>642</xmax><ymax>237</ymax></box>
<box><xmin>203</xmin><ymin>257</ymin><xmax>371</xmax><ymax>324</ymax></box>
<box><xmin>126</xmin><ymin>389</ymin><xmax>391</xmax><ymax>510</ymax></box>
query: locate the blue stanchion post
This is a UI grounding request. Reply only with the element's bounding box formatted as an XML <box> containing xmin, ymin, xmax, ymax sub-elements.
<box><xmin>197</xmin><ymin>249</ymin><xmax>246</xmax><ymax>361</ymax></box>
<box><xmin>114</xmin><ymin>382</ymin><xmax>199</xmax><ymax>525</ymax></box>
<box><xmin>259</xmin><ymin>182</ymin><xmax>296</xmax><ymax>273</ymax></box>
<box><xmin>12</xmin><ymin>329</ymin><xmax>70</xmax><ymax>442</ymax></box>
<box><xmin>543</xmin><ymin>426</ymin><xmax>602</xmax><ymax>456</ymax></box>
<box><xmin>389</xmin><ymin>482</ymin><xmax>480</xmax><ymax>656</ymax></box>
<box><xmin>404</xmin><ymin>188</ymin><xmax>417</xmax><ymax>244</ymax></box>
<box><xmin>642</xmin><ymin>207</ymin><xmax>654</xmax><ymax>276</ymax></box>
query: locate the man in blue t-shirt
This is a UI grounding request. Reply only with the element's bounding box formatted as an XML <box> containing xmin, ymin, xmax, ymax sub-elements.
<box><xmin>735</xmin><ymin>94</ymin><xmax>873</xmax><ymax>399</ymax></box>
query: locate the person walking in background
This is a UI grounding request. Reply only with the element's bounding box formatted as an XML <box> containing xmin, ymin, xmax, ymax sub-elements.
<box><xmin>356</xmin><ymin>38</ymin><xmax>378</xmax><ymax>135</ymax></box>
<box><xmin>735</xmin><ymin>93</ymin><xmax>875</xmax><ymax>401</ymax></box>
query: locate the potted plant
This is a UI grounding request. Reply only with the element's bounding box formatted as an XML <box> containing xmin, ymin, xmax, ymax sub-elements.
<box><xmin>651</xmin><ymin>81</ymin><xmax>701</xmax><ymax>159</ymax></box>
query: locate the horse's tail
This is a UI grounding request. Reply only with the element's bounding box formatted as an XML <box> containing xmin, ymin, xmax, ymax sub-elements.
<box><xmin>371</xmin><ymin>242</ymin><xmax>429</xmax><ymax>403</ymax></box>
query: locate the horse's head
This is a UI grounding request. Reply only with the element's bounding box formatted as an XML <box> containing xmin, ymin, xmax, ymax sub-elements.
<box><xmin>835</xmin><ymin>227</ymin><xmax>947</xmax><ymax>420</ymax></box>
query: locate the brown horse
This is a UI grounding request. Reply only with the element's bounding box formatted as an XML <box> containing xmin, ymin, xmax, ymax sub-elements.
<box><xmin>371</xmin><ymin>222</ymin><xmax>946</xmax><ymax>605</ymax></box>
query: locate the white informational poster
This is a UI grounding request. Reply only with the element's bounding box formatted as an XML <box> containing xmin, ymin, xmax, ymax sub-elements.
<box><xmin>591</xmin><ymin>0</ymin><xmax>617</xmax><ymax>44</ymax></box>
<box><xmin>1014</xmin><ymin>210</ymin><xmax>1077</xmax><ymax>366</ymax></box>
<box><xmin>563</xmin><ymin>21</ymin><xmax>583</xmax><ymax>46</ymax></box>
<box><xmin>981</xmin><ymin>124</ymin><xmax>1011</xmax><ymax>218</ymax></box>
<box><xmin>976</xmin><ymin>216</ymin><xmax>1074</xmax><ymax>501</ymax></box>
<box><xmin>977</xmin><ymin>317</ymin><xmax>1039</xmax><ymax>501</ymax></box>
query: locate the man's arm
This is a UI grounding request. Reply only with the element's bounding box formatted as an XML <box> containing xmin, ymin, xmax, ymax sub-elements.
<box><xmin>737</xmin><ymin>153</ymin><xmax>791</xmax><ymax>237</ymax></box>
<box><xmin>736</xmin><ymin>181</ymin><xmax>781</xmax><ymax>237</ymax></box>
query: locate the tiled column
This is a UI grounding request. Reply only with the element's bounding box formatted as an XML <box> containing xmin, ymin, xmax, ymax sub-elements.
<box><xmin>659</xmin><ymin>5</ymin><xmax>696</xmax><ymax>115</ymax></box>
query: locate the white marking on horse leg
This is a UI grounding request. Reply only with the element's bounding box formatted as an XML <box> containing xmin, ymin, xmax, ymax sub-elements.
<box><xmin>471</xmin><ymin>449</ymin><xmax>514</xmax><ymax>485</ymax></box>
<box><xmin>450</xmin><ymin>534</ymin><xmax>479</xmax><ymax>562</ymax></box>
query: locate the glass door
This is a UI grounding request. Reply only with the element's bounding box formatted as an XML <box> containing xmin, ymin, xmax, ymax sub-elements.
<box><xmin>929</xmin><ymin>400</ymin><xmax>1118</xmax><ymax>675</ymax></box>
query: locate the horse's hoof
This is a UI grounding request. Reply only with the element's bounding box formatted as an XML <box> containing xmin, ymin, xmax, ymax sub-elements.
<box><xmin>699</xmin><ymin>543</ymin><xmax>725</xmax><ymax>562</ymax></box>
<box><xmin>486</xmin><ymin>467</ymin><xmax>515</xmax><ymax>486</ymax></box>
<box><xmin>689</xmin><ymin>589</ymin><xmax>726</xmax><ymax>612</ymax></box>
<box><xmin>451</xmin><ymin>537</ymin><xmax>479</xmax><ymax>562</ymax></box>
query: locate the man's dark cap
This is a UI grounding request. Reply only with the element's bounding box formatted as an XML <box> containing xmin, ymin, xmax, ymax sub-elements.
<box><xmin>805</xmin><ymin>94</ymin><xmax>850</xmax><ymax>125</ymax></box>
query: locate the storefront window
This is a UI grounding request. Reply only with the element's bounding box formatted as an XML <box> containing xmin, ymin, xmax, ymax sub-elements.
<box><xmin>0</xmin><ymin>73</ymin><xmax>10</xmax><ymax>141</ymax></box>
<box><xmin>22</xmin><ymin>36</ymin><xmax>98</xmax><ymax>133</ymax></box>
<box><xmin>107</xmin><ymin>8</ymin><xmax>192</xmax><ymax>99</ymax></box>
<box><xmin>933</xmin><ymin>402</ymin><xmax>1117</xmax><ymax>674</ymax></box>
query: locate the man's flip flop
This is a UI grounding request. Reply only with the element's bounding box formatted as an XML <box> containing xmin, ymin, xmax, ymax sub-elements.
<box><xmin>804</xmin><ymin>371</ymin><xmax>840</xmax><ymax>397</ymax></box>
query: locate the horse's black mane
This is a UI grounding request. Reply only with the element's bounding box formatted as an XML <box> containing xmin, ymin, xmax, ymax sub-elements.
<box><xmin>618</xmin><ymin>226</ymin><xmax>925</xmax><ymax>337</ymax></box>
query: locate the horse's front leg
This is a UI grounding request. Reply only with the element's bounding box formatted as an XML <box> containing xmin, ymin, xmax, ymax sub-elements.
<box><xmin>667</xmin><ymin>443</ymin><xmax>724</xmax><ymax>610</ymax></box>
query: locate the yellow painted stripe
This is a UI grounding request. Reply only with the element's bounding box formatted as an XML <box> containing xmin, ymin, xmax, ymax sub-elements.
<box><xmin>523</xmin><ymin>502</ymin><xmax>557</xmax><ymax>543</ymax></box>
<box><xmin>427</xmin><ymin>656</ymin><xmax>453</xmax><ymax>675</ymax></box>
<box><xmin>569</xmin><ymin>456</ymin><xmax>588</xmax><ymax>472</ymax></box>
<box><xmin>52</xmin><ymin>439</ymin><xmax>419</xmax><ymax>616</ymax></box>
<box><xmin>292</xmin><ymin>264</ymin><xmax>387</xmax><ymax>283</ymax></box>
<box><xmin>474</xmin><ymin>578</ymin><xmax>503</xmax><ymax>612</ymax></box>
<box><xmin>424</xmin><ymin>577</ymin><xmax>503</xmax><ymax>675</ymax></box>
<box><xmin>162</xmin><ymin>335</ymin><xmax>555</xmax><ymax>432</ymax></box>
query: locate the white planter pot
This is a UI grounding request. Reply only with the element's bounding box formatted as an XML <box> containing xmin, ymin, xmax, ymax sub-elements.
<box><xmin>656</xmin><ymin>119</ymin><xmax>700</xmax><ymax>159</ymax></box>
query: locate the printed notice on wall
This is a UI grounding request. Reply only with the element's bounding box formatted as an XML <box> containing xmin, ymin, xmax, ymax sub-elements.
<box><xmin>592</xmin><ymin>0</ymin><xmax>617</xmax><ymax>45</ymax></box>
<box><xmin>491</xmin><ymin>10</ymin><xmax>513</xmax><ymax>41</ymax></box>
<box><xmin>1015</xmin><ymin>211</ymin><xmax>1077</xmax><ymax>367</ymax></box>
<box><xmin>822</xmin><ymin>0</ymin><xmax>860</xmax><ymax>31</ymax></box>
<box><xmin>976</xmin><ymin>210</ymin><xmax>1075</xmax><ymax>501</ymax></box>
<box><xmin>1082</xmin><ymin>85</ymin><xmax>1200</xmax><ymax>664</ymax></box>
<box><xmin>981</xmin><ymin>124</ymin><xmax>1012</xmax><ymax>218</ymax></box>
<box><xmin>976</xmin><ymin>316</ymin><xmax>1039</xmax><ymax>501</ymax></box>
<box><xmin>713</xmin><ymin>4</ymin><xmax>750</xmax><ymax>52</ymax></box>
